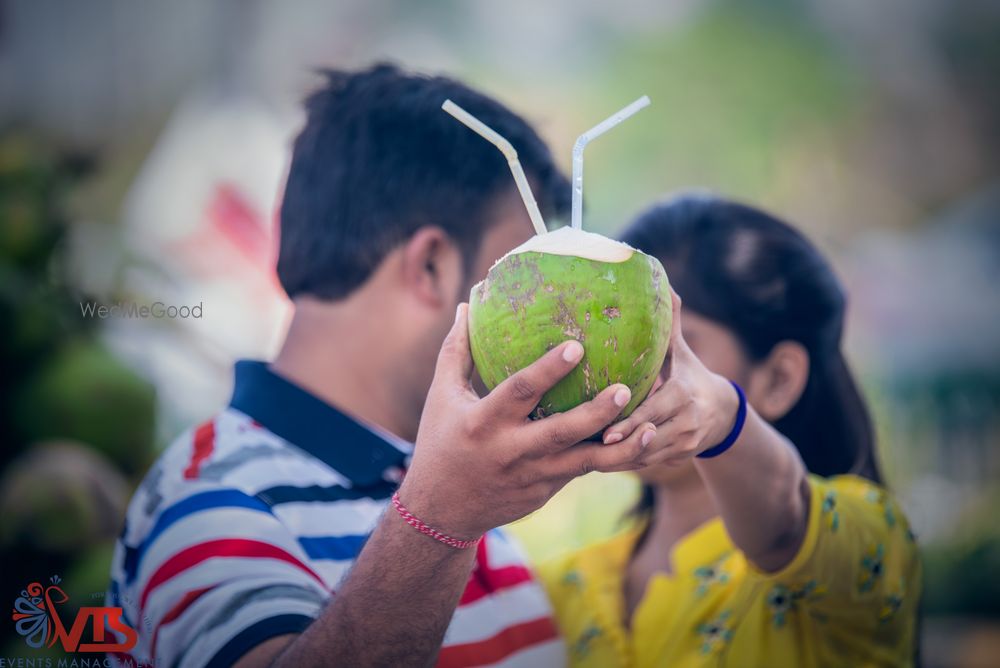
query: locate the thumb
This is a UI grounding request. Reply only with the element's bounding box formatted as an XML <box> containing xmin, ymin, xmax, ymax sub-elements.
<box><xmin>433</xmin><ymin>302</ymin><xmax>474</xmax><ymax>390</ymax></box>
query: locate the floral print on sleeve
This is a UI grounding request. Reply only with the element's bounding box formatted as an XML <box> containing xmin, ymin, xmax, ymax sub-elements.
<box><xmin>696</xmin><ymin>610</ymin><xmax>734</xmax><ymax>655</ymax></box>
<box><xmin>821</xmin><ymin>489</ymin><xmax>840</xmax><ymax>532</ymax></box>
<box><xmin>858</xmin><ymin>543</ymin><xmax>886</xmax><ymax>594</ymax></box>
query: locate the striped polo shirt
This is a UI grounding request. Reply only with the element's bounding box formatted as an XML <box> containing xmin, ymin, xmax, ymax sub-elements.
<box><xmin>107</xmin><ymin>360</ymin><xmax>565</xmax><ymax>668</ymax></box>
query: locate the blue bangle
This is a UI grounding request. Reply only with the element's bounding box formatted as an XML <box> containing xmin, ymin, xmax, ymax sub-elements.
<box><xmin>697</xmin><ymin>381</ymin><xmax>747</xmax><ymax>459</ymax></box>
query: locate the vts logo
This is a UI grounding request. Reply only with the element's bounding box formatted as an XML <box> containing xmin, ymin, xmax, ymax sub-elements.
<box><xmin>11</xmin><ymin>575</ymin><xmax>138</xmax><ymax>652</ymax></box>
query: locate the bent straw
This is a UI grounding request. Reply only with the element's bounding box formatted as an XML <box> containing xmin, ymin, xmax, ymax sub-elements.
<box><xmin>442</xmin><ymin>99</ymin><xmax>548</xmax><ymax>236</ymax></box>
<box><xmin>571</xmin><ymin>95</ymin><xmax>651</xmax><ymax>230</ymax></box>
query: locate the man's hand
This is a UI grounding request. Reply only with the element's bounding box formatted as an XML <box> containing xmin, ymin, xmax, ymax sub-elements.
<box><xmin>601</xmin><ymin>291</ymin><xmax>739</xmax><ymax>466</ymax></box>
<box><xmin>398</xmin><ymin>303</ymin><xmax>657</xmax><ymax>539</ymax></box>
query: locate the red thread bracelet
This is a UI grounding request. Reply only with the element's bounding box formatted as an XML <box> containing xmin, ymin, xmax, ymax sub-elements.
<box><xmin>391</xmin><ymin>491</ymin><xmax>481</xmax><ymax>549</ymax></box>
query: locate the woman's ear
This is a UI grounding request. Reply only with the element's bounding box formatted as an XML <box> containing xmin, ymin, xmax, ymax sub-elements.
<box><xmin>400</xmin><ymin>226</ymin><xmax>463</xmax><ymax>309</ymax></box>
<box><xmin>747</xmin><ymin>341</ymin><xmax>810</xmax><ymax>421</ymax></box>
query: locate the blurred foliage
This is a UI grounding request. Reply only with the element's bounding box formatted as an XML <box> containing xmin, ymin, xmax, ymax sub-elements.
<box><xmin>923</xmin><ymin>537</ymin><xmax>1000</xmax><ymax>618</ymax></box>
<box><xmin>0</xmin><ymin>132</ymin><xmax>155</xmax><ymax>655</ymax></box>
<box><xmin>0</xmin><ymin>133</ymin><xmax>156</xmax><ymax>471</ymax></box>
<box><xmin>922</xmin><ymin>489</ymin><xmax>1000</xmax><ymax>617</ymax></box>
<box><xmin>0</xmin><ymin>135</ymin><xmax>89</xmax><ymax>390</ymax></box>
<box><xmin>0</xmin><ymin>441</ymin><xmax>129</xmax><ymax>551</ymax></box>
<box><xmin>578</xmin><ymin>5</ymin><xmax>857</xmax><ymax>232</ymax></box>
<box><xmin>12</xmin><ymin>341</ymin><xmax>156</xmax><ymax>475</ymax></box>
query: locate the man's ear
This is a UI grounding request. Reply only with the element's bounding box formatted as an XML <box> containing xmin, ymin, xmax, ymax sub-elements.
<box><xmin>400</xmin><ymin>226</ymin><xmax>463</xmax><ymax>308</ymax></box>
<box><xmin>747</xmin><ymin>341</ymin><xmax>810</xmax><ymax>421</ymax></box>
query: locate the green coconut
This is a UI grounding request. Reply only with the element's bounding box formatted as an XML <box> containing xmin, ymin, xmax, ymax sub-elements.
<box><xmin>469</xmin><ymin>226</ymin><xmax>672</xmax><ymax>418</ymax></box>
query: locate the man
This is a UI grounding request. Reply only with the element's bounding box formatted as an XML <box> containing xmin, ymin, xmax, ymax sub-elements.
<box><xmin>108</xmin><ymin>64</ymin><xmax>655</xmax><ymax>668</ymax></box>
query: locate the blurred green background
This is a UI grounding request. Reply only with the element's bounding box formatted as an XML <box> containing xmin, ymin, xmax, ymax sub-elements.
<box><xmin>1</xmin><ymin>1</ymin><xmax>998</xmax><ymax>665</ymax></box>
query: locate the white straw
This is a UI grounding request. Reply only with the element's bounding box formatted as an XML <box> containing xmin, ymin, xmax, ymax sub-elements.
<box><xmin>442</xmin><ymin>100</ymin><xmax>548</xmax><ymax>236</ymax></box>
<box><xmin>571</xmin><ymin>95</ymin><xmax>651</xmax><ymax>230</ymax></box>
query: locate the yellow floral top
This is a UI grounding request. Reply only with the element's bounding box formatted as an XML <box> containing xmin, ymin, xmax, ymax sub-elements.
<box><xmin>539</xmin><ymin>475</ymin><xmax>921</xmax><ymax>667</ymax></box>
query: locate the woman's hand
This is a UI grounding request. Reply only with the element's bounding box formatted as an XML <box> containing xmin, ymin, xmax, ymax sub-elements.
<box><xmin>602</xmin><ymin>291</ymin><xmax>740</xmax><ymax>465</ymax></box>
<box><xmin>606</xmin><ymin>292</ymin><xmax>810</xmax><ymax>572</ymax></box>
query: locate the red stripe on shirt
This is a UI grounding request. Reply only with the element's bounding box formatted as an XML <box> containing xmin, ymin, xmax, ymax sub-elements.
<box><xmin>139</xmin><ymin>539</ymin><xmax>323</xmax><ymax>611</ymax></box>
<box><xmin>435</xmin><ymin>616</ymin><xmax>560</xmax><ymax>667</ymax></box>
<box><xmin>460</xmin><ymin>563</ymin><xmax>536</xmax><ymax>605</ymax></box>
<box><xmin>183</xmin><ymin>420</ymin><xmax>216</xmax><ymax>480</ymax></box>
<box><xmin>459</xmin><ymin>539</ymin><xmax>536</xmax><ymax>605</ymax></box>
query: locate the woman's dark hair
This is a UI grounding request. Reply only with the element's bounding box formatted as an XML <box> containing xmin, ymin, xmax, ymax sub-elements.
<box><xmin>620</xmin><ymin>193</ymin><xmax>882</xmax><ymax>489</ymax></box>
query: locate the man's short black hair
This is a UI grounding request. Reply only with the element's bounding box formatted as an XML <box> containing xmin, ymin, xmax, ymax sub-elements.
<box><xmin>277</xmin><ymin>63</ymin><xmax>570</xmax><ymax>300</ymax></box>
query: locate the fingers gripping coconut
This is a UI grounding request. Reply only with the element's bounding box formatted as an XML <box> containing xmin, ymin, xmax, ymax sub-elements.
<box><xmin>399</xmin><ymin>304</ymin><xmax>654</xmax><ymax>540</ymax></box>
<box><xmin>601</xmin><ymin>290</ymin><xmax>742</xmax><ymax>465</ymax></box>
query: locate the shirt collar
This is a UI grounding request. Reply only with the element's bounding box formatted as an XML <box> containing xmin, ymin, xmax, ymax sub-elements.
<box><xmin>228</xmin><ymin>360</ymin><xmax>408</xmax><ymax>486</ymax></box>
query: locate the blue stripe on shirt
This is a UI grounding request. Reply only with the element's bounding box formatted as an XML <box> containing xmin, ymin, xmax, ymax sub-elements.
<box><xmin>255</xmin><ymin>483</ymin><xmax>391</xmax><ymax>506</ymax></box>
<box><xmin>125</xmin><ymin>489</ymin><xmax>273</xmax><ymax>584</ymax></box>
<box><xmin>296</xmin><ymin>534</ymin><xmax>368</xmax><ymax>561</ymax></box>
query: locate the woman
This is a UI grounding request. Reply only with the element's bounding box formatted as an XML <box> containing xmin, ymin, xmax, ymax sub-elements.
<box><xmin>540</xmin><ymin>194</ymin><xmax>921</xmax><ymax>667</ymax></box>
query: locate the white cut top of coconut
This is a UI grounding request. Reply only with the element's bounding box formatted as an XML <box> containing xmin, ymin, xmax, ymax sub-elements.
<box><xmin>501</xmin><ymin>225</ymin><xmax>637</xmax><ymax>264</ymax></box>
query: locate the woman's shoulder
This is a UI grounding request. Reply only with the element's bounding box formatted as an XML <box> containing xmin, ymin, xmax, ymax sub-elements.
<box><xmin>817</xmin><ymin>473</ymin><xmax>916</xmax><ymax>538</ymax></box>
<box><xmin>823</xmin><ymin>472</ymin><xmax>891</xmax><ymax>498</ymax></box>
<box><xmin>804</xmin><ymin>473</ymin><xmax>917</xmax><ymax>544</ymax></box>
<box><xmin>796</xmin><ymin>473</ymin><xmax>922</xmax><ymax>600</ymax></box>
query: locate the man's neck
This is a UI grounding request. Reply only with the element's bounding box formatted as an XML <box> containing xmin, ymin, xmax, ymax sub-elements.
<box><xmin>271</xmin><ymin>297</ymin><xmax>416</xmax><ymax>443</ymax></box>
